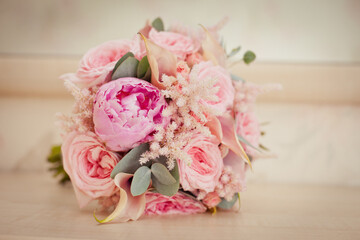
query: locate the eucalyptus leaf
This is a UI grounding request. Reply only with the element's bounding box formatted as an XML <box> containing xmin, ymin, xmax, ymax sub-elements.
<box><xmin>112</xmin><ymin>52</ymin><xmax>134</xmax><ymax>76</ymax></box>
<box><xmin>243</xmin><ymin>50</ymin><xmax>256</xmax><ymax>64</ymax></box>
<box><xmin>151</xmin><ymin>159</ymin><xmax>179</xmax><ymax>196</ymax></box>
<box><xmin>137</xmin><ymin>56</ymin><xmax>150</xmax><ymax>78</ymax></box>
<box><xmin>237</xmin><ymin>135</ymin><xmax>261</xmax><ymax>152</ymax></box>
<box><xmin>131</xmin><ymin>166</ymin><xmax>151</xmax><ymax>196</ymax></box>
<box><xmin>142</xmin><ymin>67</ymin><xmax>151</xmax><ymax>82</ymax></box>
<box><xmin>227</xmin><ymin>46</ymin><xmax>241</xmax><ymax>58</ymax></box>
<box><xmin>231</xmin><ymin>73</ymin><xmax>245</xmax><ymax>82</ymax></box>
<box><xmin>217</xmin><ymin>193</ymin><xmax>239</xmax><ymax>209</ymax></box>
<box><xmin>152</xmin><ymin>17</ymin><xmax>164</xmax><ymax>31</ymax></box>
<box><xmin>151</xmin><ymin>163</ymin><xmax>176</xmax><ymax>185</ymax></box>
<box><xmin>110</xmin><ymin>143</ymin><xmax>150</xmax><ymax>178</ymax></box>
<box><xmin>111</xmin><ymin>56</ymin><xmax>139</xmax><ymax>80</ymax></box>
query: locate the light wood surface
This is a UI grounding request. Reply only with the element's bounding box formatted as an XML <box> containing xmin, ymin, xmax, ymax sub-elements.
<box><xmin>0</xmin><ymin>172</ymin><xmax>359</xmax><ymax>239</ymax></box>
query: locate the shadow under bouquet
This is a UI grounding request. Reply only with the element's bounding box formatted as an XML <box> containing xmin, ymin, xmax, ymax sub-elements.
<box><xmin>48</xmin><ymin>17</ymin><xmax>280</xmax><ymax>223</ymax></box>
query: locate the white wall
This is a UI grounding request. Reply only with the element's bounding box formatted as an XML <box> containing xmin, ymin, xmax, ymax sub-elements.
<box><xmin>0</xmin><ymin>0</ymin><xmax>359</xmax><ymax>63</ymax></box>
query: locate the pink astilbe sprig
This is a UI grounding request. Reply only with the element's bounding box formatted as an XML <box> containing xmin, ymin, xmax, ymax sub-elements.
<box><xmin>197</xmin><ymin>165</ymin><xmax>245</xmax><ymax>201</ymax></box>
<box><xmin>139</xmin><ymin>64</ymin><xmax>222</xmax><ymax>169</ymax></box>
<box><xmin>234</xmin><ymin>81</ymin><xmax>282</xmax><ymax>113</ymax></box>
<box><xmin>56</xmin><ymin>80</ymin><xmax>98</xmax><ymax>134</ymax></box>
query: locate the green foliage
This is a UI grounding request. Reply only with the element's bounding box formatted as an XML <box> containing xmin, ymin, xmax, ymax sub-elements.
<box><xmin>151</xmin><ymin>160</ymin><xmax>179</xmax><ymax>196</ymax></box>
<box><xmin>217</xmin><ymin>193</ymin><xmax>239</xmax><ymax>209</ymax></box>
<box><xmin>47</xmin><ymin>145</ymin><xmax>70</xmax><ymax>184</ymax></box>
<box><xmin>152</xmin><ymin>17</ymin><xmax>164</xmax><ymax>31</ymax></box>
<box><xmin>151</xmin><ymin>163</ymin><xmax>176</xmax><ymax>185</ymax></box>
<box><xmin>243</xmin><ymin>50</ymin><xmax>256</xmax><ymax>64</ymax></box>
<box><xmin>259</xmin><ymin>144</ymin><xmax>269</xmax><ymax>151</ymax></box>
<box><xmin>112</xmin><ymin>52</ymin><xmax>134</xmax><ymax>77</ymax></box>
<box><xmin>230</xmin><ymin>73</ymin><xmax>245</xmax><ymax>82</ymax></box>
<box><xmin>227</xmin><ymin>46</ymin><xmax>241</xmax><ymax>58</ymax></box>
<box><xmin>137</xmin><ymin>56</ymin><xmax>151</xmax><ymax>82</ymax></box>
<box><xmin>130</xmin><ymin>166</ymin><xmax>152</xmax><ymax>196</ymax></box>
<box><xmin>110</xmin><ymin>143</ymin><xmax>150</xmax><ymax>178</ymax></box>
<box><xmin>237</xmin><ymin>135</ymin><xmax>261</xmax><ymax>152</ymax></box>
<box><xmin>110</xmin><ymin>52</ymin><xmax>151</xmax><ymax>81</ymax></box>
<box><xmin>112</xmin><ymin>56</ymin><xmax>139</xmax><ymax>80</ymax></box>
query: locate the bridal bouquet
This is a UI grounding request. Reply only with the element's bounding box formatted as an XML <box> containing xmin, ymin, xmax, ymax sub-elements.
<box><xmin>47</xmin><ymin>17</ymin><xmax>280</xmax><ymax>223</ymax></box>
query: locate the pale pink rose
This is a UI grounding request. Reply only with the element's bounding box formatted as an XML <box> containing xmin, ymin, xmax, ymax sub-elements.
<box><xmin>62</xmin><ymin>131</ymin><xmax>120</xmax><ymax>208</ymax></box>
<box><xmin>202</xmin><ymin>192</ymin><xmax>221</xmax><ymax>208</ymax></box>
<box><xmin>144</xmin><ymin>192</ymin><xmax>206</xmax><ymax>215</ymax></box>
<box><xmin>178</xmin><ymin>134</ymin><xmax>223</xmax><ymax>193</ymax></box>
<box><xmin>196</xmin><ymin>61</ymin><xmax>235</xmax><ymax>114</ymax></box>
<box><xmin>62</xmin><ymin>40</ymin><xmax>132</xmax><ymax>88</ymax></box>
<box><xmin>149</xmin><ymin>28</ymin><xmax>195</xmax><ymax>60</ymax></box>
<box><xmin>93</xmin><ymin>77</ymin><xmax>168</xmax><ymax>152</ymax></box>
<box><xmin>235</xmin><ymin>111</ymin><xmax>261</xmax><ymax>156</ymax></box>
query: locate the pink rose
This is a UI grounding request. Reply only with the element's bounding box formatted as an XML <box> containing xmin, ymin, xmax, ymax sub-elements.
<box><xmin>235</xmin><ymin>111</ymin><xmax>261</xmax><ymax>156</ymax></box>
<box><xmin>178</xmin><ymin>133</ymin><xmax>223</xmax><ymax>193</ymax></box>
<box><xmin>196</xmin><ymin>61</ymin><xmax>235</xmax><ymax>114</ymax></box>
<box><xmin>144</xmin><ymin>192</ymin><xmax>206</xmax><ymax>215</ymax></box>
<box><xmin>202</xmin><ymin>192</ymin><xmax>221</xmax><ymax>208</ymax></box>
<box><xmin>93</xmin><ymin>77</ymin><xmax>168</xmax><ymax>152</ymax></box>
<box><xmin>149</xmin><ymin>28</ymin><xmax>195</xmax><ymax>60</ymax></box>
<box><xmin>62</xmin><ymin>131</ymin><xmax>120</xmax><ymax>208</ymax></box>
<box><xmin>63</xmin><ymin>40</ymin><xmax>132</xmax><ymax>88</ymax></box>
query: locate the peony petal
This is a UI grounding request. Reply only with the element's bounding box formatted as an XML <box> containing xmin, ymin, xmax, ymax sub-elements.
<box><xmin>218</xmin><ymin>114</ymin><xmax>252</xmax><ymax>170</ymax></box>
<box><xmin>94</xmin><ymin>173</ymin><xmax>146</xmax><ymax>223</ymax></box>
<box><xmin>205</xmin><ymin>115</ymin><xmax>223</xmax><ymax>142</ymax></box>
<box><xmin>138</xmin><ymin>33</ymin><xmax>177</xmax><ymax>90</ymax></box>
<box><xmin>200</xmin><ymin>25</ymin><xmax>226</xmax><ymax>67</ymax></box>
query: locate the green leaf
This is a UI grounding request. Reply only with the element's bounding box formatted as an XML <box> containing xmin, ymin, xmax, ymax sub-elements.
<box><xmin>217</xmin><ymin>193</ymin><xmax>239</xmax><ymax>209</ymax></box>
<box><xmin>151</xmin><ymin>163</ymin><xmax>176</xmax><ymax>185</ymax></box>
<box><xmin>110</xmin><ymin>143</ymin><xmax>150</xmax><ymax>178</ymax></box>
<box><xmin>259</xmin><ymin>144</ymin><xmax>270</xmax><ymax>151</ymax></box>
<box><xmin>152</xmin><ymin>17</ymin><xmax>164</xmax><ymax>31</ymax></box>
<box><xmin>227</xmin><ymin>46</ymin><xmax>241</xmax><ymax>58</ymax></box>
<box><xmin>137</xmin><ymin>56</ymin><xmax>150</xmax><ymax>78</ymax></box>
<box><xmin>151</xmin><ymin>159</ymin><xmax>179</xmax><ymax>196</ymax></box>
<box><xmin>47</xmin><ymin>144</ymin><xmax>70</xmax><ymax>184</ymax></box>
<box><xmin>243</xmin><ymin>50</ymin><xmax>256</xmax><ymax>64</ymax></box>
<box><xmin>237</xmin><ymin>135</ymin><xmax>261</xmax><ymax>152</ymax></box>
<box><xmin>231</xmin><ymin>73</ymin><xmax>245</xmax><ymax>82</ymax></box>
<box><xmin>142</xmin><ymin>67</ymin><xmax>151</xmax><ymax>82</ymax></box>
<box><xmin>131</xmin><ymin>166</ymin><xmax>151</xmax><ymax>196</ymax></box>
<box><xmin>112</xmin><ymin>56</ymin><xmax>139</xmax><ymax>80</ymax></box>
<box><xmin>112</xmin><ymin>52</ymin><xmax>134</xmax><ymax>77</ymax></box>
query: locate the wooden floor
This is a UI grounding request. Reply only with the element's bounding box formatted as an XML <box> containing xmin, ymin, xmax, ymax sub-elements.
<box><xmin>0</xmin><ymin>172</ymin><xmax>359</xmax><ymax>240</ymax></box>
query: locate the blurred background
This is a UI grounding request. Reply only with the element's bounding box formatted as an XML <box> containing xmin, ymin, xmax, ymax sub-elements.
<box><xmin>0</xmin><ymin>0</ymin><xmax>359</xmax><ymax>185</ymax></box>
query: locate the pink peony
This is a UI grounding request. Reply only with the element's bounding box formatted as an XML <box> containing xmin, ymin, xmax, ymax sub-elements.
<box><xmin>178</xmin><ymin>133</ymin><xmax>223</xmax><ymax>193</ymax></box>
<box><xmin>144</xmin><ymin>192</ymin><xmax>206</xmax><ymax>215</ymax></box>
<box><xmin>235</xmin><ymin>111</ymin><xmax>261</xmax><ymax>156</ymax></box>
<box><xmin>196</xmin><ymin>61</ymin><xmax>235</xmax><ymax>114</ymax></box>
<box><xmin>202</xmin><ymin>192</ymin><xmax>221</xmax><ymax>208</ymax></box>
<box><xmin>149</xmin><ymin>28</ymin><xmax>195</xmax><ymax>60</ymax></box>
<box><xmin>93</xmin><ymin>77</ymin><xmax>168</xmax><ymax>152</ymax></box>
<box><xmin>62</xmin><ymin>40</ymin><xmax>132</xmax><ymax>88</ymax></box>
<box><xmin>62</xmin><ymin>131</ymin><xmax>121</xmax><ymax>208</ymax></box>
